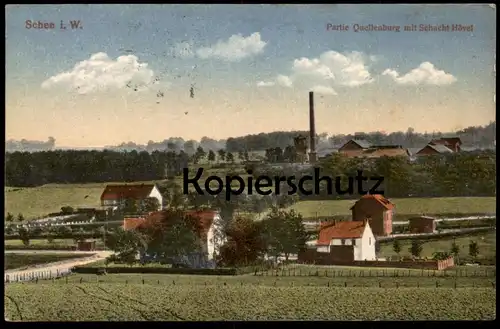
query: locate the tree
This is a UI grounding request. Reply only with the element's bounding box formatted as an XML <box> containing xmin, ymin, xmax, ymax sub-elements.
<box><xmin>217</xmin><ymin>149</ymin><xmax>226</xmax><ymax>162</ymax></box>
<box><xmin>105</xmin><ymin>227</ymin><xmax>146</xmax><ymax>265</ymax></box>
<box><xmin>193</xmin><ymin>146</ymin><xmax>206</xmax><ymax>164</ymax></box>
<box><xmin>61</xmin><ymin>206</ymin><xmax>74</xmax><ymax>214</ymax></box>
<box><xmin>237</xmin><ymin>151</ymin><xmax>244</xmax><ymax>162</ymax></box>
<box><xmin>123</xmin><ymin>198</ymin><xmax>138</xmax><ymax>214</ymax></box>
<box><xmin>409</xmin><ymin>240</ymin><xmax>423</xmax><ymax>258</ymax></box>
<box><xmin>262</xmin><ymin>208</ymin><xmax>310</xmax><ymax>262</ymax></box>
<box><xmin>73</xmin><ymin>228</ymin><xmax>87</xmax><ymax>244</ymax></box>
<box><xmin>18</xmin><ymin>227</ymin><xmax>30</xmax><ymax>246</ymax></box>
<box><xmin>217</xmin><ymin>215</ymin><xmax>266</xmax><ymax>267</ymax></box>
<box><xmin>137</xmin><ymin>209</ymin><xmax>202</xmax><ymax>265</ymax></box>
<box><xmin>6</xmin><ymin>212</ymin><xmax>14</xmax><ymax>222</ymax></box>
<box><xmin>392</xmin><ymin>239</ymin><xmax>402</xmax><ymax>259</ymax></box>
<box><xmin>243</xmin><ymin>150</ymin><xmax>249</xmax><ymax>162</ymax></box>
<box><xmin>226</xmin><ymin>152</ymin><xmax>234</xmax><ymax>163</ymax></box>
<box><xmin>450</xmin><ymin>239</ymin><xmax>460</xmax><ymax>263</ymax></box>
<box><xmin>17</xmin><ymin>213</ymin><xmax>25</xmax><ymax>222</ymax></box>
<box><xmin>207</xmin><ymin>150</ymin><xmax>216</xmax><ymax>164</ymax></box>
<box><xmin>468</xmin><ymin>240</ymin><xmax>479</xmax><ymax>261</ymax></box>
<box><xmin>141</xmin><ymin>197</ymin><xmax>160</xmax><ymax>213</ymax></box>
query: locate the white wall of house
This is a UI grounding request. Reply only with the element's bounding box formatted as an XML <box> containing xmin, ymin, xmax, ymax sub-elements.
<box><xmin>357</xmin><ymin>224</ymin><xmax>376</xmax><ymax>261</ymax></box>
<box><xmin>148</xmin><ymin>185</ymin><xmax>163</xmax><ymax>210</ymax></box>
<box><xmin>207</xmin><ymin>213</ymin><xmax>227</xmax><ymax>260</ymax></box>
<box><xmin>315</xmin><ymin>223</ymin><xmax>377</xmax><ymax>261</ymax></box>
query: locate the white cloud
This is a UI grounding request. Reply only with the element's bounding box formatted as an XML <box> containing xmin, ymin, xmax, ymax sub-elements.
<box><xmin>291</xmin><ymin>51</ymin><xmax>374</xmax><ymax>87</ymax></box>
<box><xmin>196</xmin><ymin>32</ymin><xmax>267</xmax><ymax>61</ymax></box>
<box><xmin>257</xmin><ymin>81</ymin><xmax>275</xmax><ymax>87</ymax></box>
<box><xmin>382</xmin><ymin>62</ymin><xmax>457</xmax><ymax>85</ymax></box>
<box><xmin>257</xmin><ymin>74</ymin><xmax>293</xmax><ymax>88</ymax></box>
<box><xmin>311</xmin><ymin>85</ymin><xmax>337</xmax><ymax>95</ymax></box>
<box><xmin>171</xmin><ymin>42</ymin><xmax>194</xmax><ymax>58</ymax></box>
<box><xmin>276</xmin><ymin>75</ymin><xmax>293</xmax><ymax>87</ymax></box>
<box><xmin>41</xmin><ymin>52</ymin><xmax>155</xmax><ymax>94</ymax></box>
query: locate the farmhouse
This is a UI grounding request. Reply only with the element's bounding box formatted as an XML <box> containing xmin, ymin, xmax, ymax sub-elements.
<box><xmin>122</xmin><ymin>210</ymin><xmax>226</xmax><ymax>262</ymax></box>
<box><xmin>350</xmin><ymin>194</ymin><xmax>394</xmax><ymax>236</ymax></box>
<box><xmin>315</xmin><ymin>219</ymin><xmax>376</xmax><ymax>261</ymax></box>
<box><xmin>416</xmin><ymin>143</ymin><xmax>454</xmax><ymax>156</ymax></box>
<box><xmin>408</xmin><ymin>216</ymin><xmax>437</xmax><ymax>234</ymax></box>
<box><xmin>338</xmin><ymin>140</ymin><xmax>409</xmax><ymax>159</ymax></box>
<box><xmin>338</xmin><ymin>139</ymin><xmax>372</xmax><ymax>157</ymax></box>
<box><xmin>429</xmin><ymin>137</ymin><xmax>462</xmax><ymax>152</ymax></box>
<box><xmin>100</xmin><ymin>184</ymin><xmax>163</xmax><ymax>210</ymax></box>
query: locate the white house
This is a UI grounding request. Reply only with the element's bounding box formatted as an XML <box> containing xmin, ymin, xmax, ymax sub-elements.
<box><xmin>100</xmin><ymin>184</ymin><xmax>163</xmax><ymax>211</ymax></box>
<box><xmin>315</xmin><ymin>219</ymin><xmax>376</xmax><ymax>261</ymax></box>
<box><xmin>123</xmin><ymin>210</ymin><xmax>227</xmax><ymax>262</ymax></box>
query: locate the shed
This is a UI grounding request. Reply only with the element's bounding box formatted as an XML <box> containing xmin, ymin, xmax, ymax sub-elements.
<box><xmin>77</xmin><ymin>240</ymin><xmax>96</xmax><ymax>251</ymax></box>
<box><xmin>408</xmin><ymin>216</ymin><xmax>436</xmax><ymax>234</ymax></box>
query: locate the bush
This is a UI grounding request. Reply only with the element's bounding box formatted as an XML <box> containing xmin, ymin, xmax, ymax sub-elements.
<box><xmin>72</xmin><ymin>266</ymin><xmax>238</xmax><ymax>275</ymax></box>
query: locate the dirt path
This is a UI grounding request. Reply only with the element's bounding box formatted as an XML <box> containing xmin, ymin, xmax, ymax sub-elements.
<box><xmin>4</xmin><ymin>250</ymin><xmax>113</xmax><ymax>281</ymax></box>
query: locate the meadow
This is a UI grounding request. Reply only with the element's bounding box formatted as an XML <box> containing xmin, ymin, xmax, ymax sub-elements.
<box><xmin>378</xmin><ymin>230</ymin><xmax>496</xmax><ymax>260</ymax></box>
<box><xmin>4</xmin><ymin>253</ymin><xmax>92</xmax><ymax>271</ymax></box>
<box><xmin>4</xmin><ymin>167</ymin><xmax>251</xmax><ymax>220</ymax></box>
<box><xmin>4</xmin><ymin>274</ymin><xmax>496</xmax><ymax>320</ymax></box>
<box><xmin>290</xmin><ymin>197</ymin><xmax>497</xmax><ymax>219</ymax></box>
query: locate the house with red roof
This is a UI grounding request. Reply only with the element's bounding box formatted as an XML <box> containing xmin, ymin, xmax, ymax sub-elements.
<box><xmin>350</xmin><ymin>194</ymin><xmax>394</xmax><ymax>236</ymax></box>
<box><xmin>100</xmin><ymin>184</ymin><xmax>163</xmax><ymax>211</ymax></box>
<box><xmin>122</xmin><ymin>209</ymin><xmax>226</xmax><ymax>262</ymax></box>
<box><xmin>315</xmin><ymin>219</ymin><xmax>376</xmax><ymax>261</ymax></box>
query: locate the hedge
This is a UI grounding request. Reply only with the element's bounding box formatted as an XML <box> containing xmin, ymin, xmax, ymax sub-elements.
<box><xmin>72</xmin><ymin>266</ymin><xmax>239</xmax><ymax>275</ymax></box>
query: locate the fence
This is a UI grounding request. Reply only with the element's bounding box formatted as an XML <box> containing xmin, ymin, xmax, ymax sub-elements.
<box><xmin>4</xmin><ymin>274</ymin><xmax>496</xmax><ymax>289</ymax></box>
<box><xmin>253</xmin><ymin>267</ymin><xmax>496</xmax><ymax>278</ymax></box>
<box><xmin>4</xmin><ymin>268</ymin><xmax>72</xmax><ymax>283</ymax></box>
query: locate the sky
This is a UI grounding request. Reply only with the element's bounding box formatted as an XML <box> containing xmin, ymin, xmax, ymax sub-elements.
<box><xmin>5</xmin><ymin>4</ymin><xmax>497</xmax><ymax>148</ymax></box>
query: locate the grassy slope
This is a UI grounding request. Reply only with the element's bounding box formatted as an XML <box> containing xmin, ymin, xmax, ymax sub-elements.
<box><xmin>4</xmin><ymin>253</ymin><xmax>93</xmax><ymax>271</ymax></box>
<box><xmin>379</xmin><ymin>231</ymin><xmax>496</xmax><ymax>259</ymax></box>
<box><xmin>290</xmin><ymin>197</ymin><xmax>497</xmax><ymax>218</ymax></box>
<box><xmin>4</xmin><ymin>165</ymin><xmax>251</xmax><ymax>220</ymax></box>
<box><xmin>4</xmin><ymin>282</ymin><xmax>496</xmax><ymax>320</ymax></box>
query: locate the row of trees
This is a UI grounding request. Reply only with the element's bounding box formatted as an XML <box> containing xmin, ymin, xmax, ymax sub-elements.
<box><xmin>105</xmin><ymin>205</ymin><xmax>310</xmax><ymax>267</ymax></box>
<box><xmin>225</xmin><ymin>122</ymin><xmax>496</xmax><ymax>152</ymax></box>
<box><xmin>392</xmin><ymin>239</ymin><xmax>480</xmax><ymax>262</ymax></box>
<box><xmin>311</xmin><ymin>151</ymin><xmax>496</xmax><ymax>198</ymax></box>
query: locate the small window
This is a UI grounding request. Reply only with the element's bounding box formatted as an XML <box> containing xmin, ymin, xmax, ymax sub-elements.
<box><xmin>352</xmin><ymin>239</ymin><xmax>356</xmax><ymax>246</ymax></box>
<box><xmin>341</xmin><ymin>239</ymin><xmax>345</xmax><ymax>245</ymax></box>
<box><xmin>369</xmin><ymin>237</ymin><xmax>372</xmax><ymax>245</ymax></box>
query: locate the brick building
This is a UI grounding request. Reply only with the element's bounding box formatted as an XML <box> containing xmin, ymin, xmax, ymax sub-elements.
<box><xmin>350</xmin><ymin>194</ymin><xmax>394</xmax><ymax>236</ymax></box>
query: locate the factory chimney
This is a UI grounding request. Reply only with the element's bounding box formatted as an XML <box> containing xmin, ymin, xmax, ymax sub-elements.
<box><xmin>308</xmin><ymin>91</ymin><xmax>317</xmax><ymax>163</ymax></box>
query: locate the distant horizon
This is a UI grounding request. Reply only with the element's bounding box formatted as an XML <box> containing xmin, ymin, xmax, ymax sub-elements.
<box><xmin>7</xmin><ymin>120</ymin><xmax>496</xmax><ymax>150</ymax></box>
<box><xmin>6</xmin><ymin>4</ymin><xmax>496</xmax><ymax>147</ymax></box>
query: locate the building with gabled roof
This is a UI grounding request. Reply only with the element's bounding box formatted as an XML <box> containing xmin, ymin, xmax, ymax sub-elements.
<box><xmin>350</xmin><ymin>194</ymin><xmax>394</xmax><ymax>236</ymax></box>
<box><xmin>100</xmin><ymin>183</ymin><xmax>163</xmax><ymax>211</ymax></box>
<box><xmin>315</xmin><ymin>219</ymin><xmax>376</xmax><ymax>261</ymax></box>
<box><xmin>429</xmin><ymin>137</ymin><xmax>462</xmax><ymax>152</ymax></box>
<box><xmin>122</xmin><ymin>210</ymin><xmax>226</xmax><ymax>262</ymax></box>
<box><xmin>416</xmin><ymin>143</ymin><xmax>454</xmax><ymax>156</ymax></box>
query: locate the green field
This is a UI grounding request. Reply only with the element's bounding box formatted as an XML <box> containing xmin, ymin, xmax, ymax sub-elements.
<box><xmin>4</xmin><ymin>253</ymin><xmax>93</xmax><ymax>271</ymax></box>
<box><xmin>5</xmin><ymin>275</ymin><xmax>496</xmax><ymax>320</ymax></box>
<box><xmin>4</xmin><ymin>165</ymin><xmax>252</xmax><ymax>220</ymax></box>
<box><xmin>379</xmin><ymin>231</ymin><xmax>496</xmax><ymax>260</ymax></box>
<box><xmin>290</xmin><ymin>197</ymin><xmax>497</xmax><ymax>218</ymax></box>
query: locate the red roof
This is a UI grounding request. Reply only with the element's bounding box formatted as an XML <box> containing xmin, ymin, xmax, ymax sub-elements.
<box><xmin>101</xmin><ymin>184</ymin><xmax>156</xmax><ymax>200</ymax></box>
<box><xmin>350</xmin><ymin>194</ymin><xmax>394</xmax><ymax>210</ymax></box>
<box><xmin>430</xmin><ymin>137</ymin><xmax>462</xmax><ymax>146</ymax></box>
<box><xmin>317</xmin><ymin>221</ymin><xmax>367</xmax><ymax>245</ymax></box>
<box><xmin>126</xmin><ymin>210</ymin><xmax>219</xmax><ymax>238</ymax></box>
<box><xmin>123</xmin><ymin>217</ymin><xmax>146</xmax><ymax>230</ymax></box>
